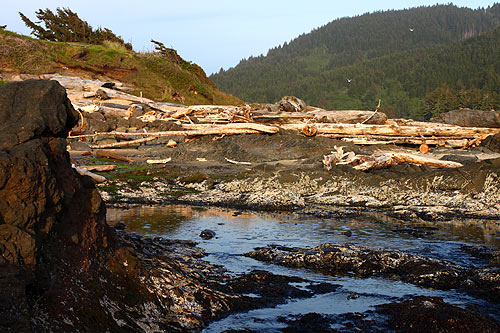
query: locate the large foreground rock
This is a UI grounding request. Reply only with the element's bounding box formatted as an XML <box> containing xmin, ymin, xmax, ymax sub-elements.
<box><xmin>0</xmin><ymin>80</ymin><xmax>247</xmax><ymax>331</ymax></box>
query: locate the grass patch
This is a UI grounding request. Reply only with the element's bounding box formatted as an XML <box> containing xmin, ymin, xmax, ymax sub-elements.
<box><xmin>0</xmin><ymin>29</ymin><xmax>242</xmax><ymax>106</ymax></box>
<box><xmin>98</xmin><ymin>184</ymin><xmax>120</xmax><ymax>194</ymax></box>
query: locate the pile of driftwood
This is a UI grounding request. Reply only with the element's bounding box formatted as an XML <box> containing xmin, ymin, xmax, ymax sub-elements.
<box><xmin>9</xmin><ymin>74</ymin><xmax>498</xmax><ymax>172</ymax></box>
<box><xmin>29</xmin><ymin>74</ymin><xmax>494</xmax><ymax>150</ymax></box>
<box><xmin>323</xmin><ymin>146</ymin><xmax>463</xmax><ymax>171</ymax></box>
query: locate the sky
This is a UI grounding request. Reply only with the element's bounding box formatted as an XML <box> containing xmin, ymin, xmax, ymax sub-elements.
<box><xmin>1</xmin><ymin>1</ymin><xmax>497</xmax><ymax>75</ymax></box>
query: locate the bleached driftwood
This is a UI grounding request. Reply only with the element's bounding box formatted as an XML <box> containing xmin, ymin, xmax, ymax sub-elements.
<box><xmin>310</xmin><ymin>110</ymin><xmax>386</xmax><ymax>125</ymax></box>
<box><xmin>283</xmin><ymin>123</ymin><xmax>500</xmax><ymax>137</ymax></box>
<box><xmin>251</xmin><ymin>112</ymin><xmax>313</xmax><ymax>124</ymax></box>
<box><xmin>70</xmin><ymin>124</ymin><xmax>279</xmax><ymax>142</ymax></box>
<box><xmin>225</xmin><ymin>158</ymin><xmax>251</xmax><ymax>165</ymax></box>
<box><xmin>90</xmin><ymin>136</ymin><xmax>159</xmax><ymax>149</ymax></box>
<box><xmin>78</xmin><ymin>165</ymin><xmax>116</xmax><ymax>171</ymax></box>
<box><xmin>385</xmin><ymin>119</ymin><xmax>463</xmax><ymax>128</ymax></box>
<box><xmin>171</xmin><ymin>107</ymin><xmax>194</xmax><ymax>119</ymax></box>
<box><xmin>334</xmin><ymin>135</ymin><xmax>472</xmax><ymax>148</ymax></box>
<box><xmin>323</xmin><ymin>146</ymin><xmax>463</xmax><ymax>171</ymax></box>
<box><xmin>146</xmin><ymin>158</ymin><xmax>172</xmax><ymax>164</ymax></box>
<box><xmin>180</xmin><ymin>123</ymin><xmax>279</xmax><ymax>134</ymax></box>
<box><xmin>72</xmin><ymin>165</ymin><xmax>106</xmax><ymax>182</ymax></box>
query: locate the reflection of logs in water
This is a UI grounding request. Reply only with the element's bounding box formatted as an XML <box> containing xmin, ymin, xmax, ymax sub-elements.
<box><xmin>107</xmin><ymin>205</ymin><xmax>500</xmax><ymax>248</ymax></box>
<box><xmin>106</xmin><ymin>205</ymin><xmax>266</xmax><ymax>234</ymax></box>
<box><xmin>106</xmin><ymin>205</ymin><xmax>191</xmax><ymax>234</ymax></box>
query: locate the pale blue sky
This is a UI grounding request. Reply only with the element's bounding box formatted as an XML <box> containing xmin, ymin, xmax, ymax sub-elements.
<box><xmin>2</xmin><ymin>1</ymin><xmax>497</xmax><ymax>74</ymax></box>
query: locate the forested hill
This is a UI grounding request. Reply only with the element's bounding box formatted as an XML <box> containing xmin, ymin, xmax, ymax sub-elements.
<box><xmin>211</xmin><ymin>4</ymin><xmax>500</xmax><ymax>120</ymax></box>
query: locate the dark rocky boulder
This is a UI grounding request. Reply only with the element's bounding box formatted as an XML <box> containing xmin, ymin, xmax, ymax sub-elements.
<box><xmin>0</xmin><ymin>79</ymin><xmax>110</xmax><ymax>331</ymax></box>
<box><xmin>0</xmin><ymin>80</ymin><xmax>254</xmax><ymax>331</ymax></box>
<box><xmin>431</xmin><ymin>108</ymin><xmax>500</xmax><ymax>128</ymax></box>
<box><xmin>480</xmin><ymin>132</ymin><xmax>500</xmax><ymax>152</ymax></box>
<box><xmin>278</xmin><ymin>96</ymin><xmax>307</xmax><ymax>113</ymax></box>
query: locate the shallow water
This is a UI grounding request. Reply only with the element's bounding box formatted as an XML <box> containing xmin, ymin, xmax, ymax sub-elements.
<box><xmin>107</xmin><ymin>205</ymin><xmax>500</xmax><ymax>331</ymax></box>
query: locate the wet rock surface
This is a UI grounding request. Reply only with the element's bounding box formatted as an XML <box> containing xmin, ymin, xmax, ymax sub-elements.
<box><xmin>91</xmin><ymin>126</ymin><xmax>500</xmax><ymax>221</ymax></box>
<box><xmin>1</xmin><ymin>80</ymin><xmax>329</xmax><ymax>331</ymax></box>
<box><xmin>245</xmin><ymin>243</ymin><xmax>500</xmax><ymax>302</ymax></box>
<box><xmin>278</xmin><ymin>296</ymin><xmax>500</xmax><ymax>332</ymax></box>
<box><xmin>200</xmin><ymin>228</ymin><xmax>216</xmax><ymax>239</ymax></box>
<box><xmin>376</xmin><ymin>296</ymin><xmax>500</xmax><ymax>332</ymax></box>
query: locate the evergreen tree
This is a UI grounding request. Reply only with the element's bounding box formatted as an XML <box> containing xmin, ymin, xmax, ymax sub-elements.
<box><xmin>19</xmin><ymin>8</ymin><xmax>132</xmax><ymax>49</ymax></box>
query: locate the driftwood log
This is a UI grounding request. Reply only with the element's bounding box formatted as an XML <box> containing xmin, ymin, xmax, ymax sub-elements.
<box><xmin>323</xmin><ymin>147</ymin><xmax>463</xmax><ymax>171</ymax></box>
<box><xmin>283</xmin><ymin>123</ymin><xmax>500</xmax><ymax>137</ymax></box>
<box><xmin>327</xmin><ymin>135</ymin><xmax>475</xmax><ymax>148</ymax></box>
<box><xmin>78</xmin><ymin>165</ymin><xmax>116</xmax><ymax>171</ymax></box>
<box><xmin>180</xmin><ymin>123</ymin><xmax>279</xmax><ymax>134</ymax></box>
<box><xmin>310</xmin><ymin>110</ymin><xmax>387</xmax><ymax>125</ymax></box>
<box><xmin>72</xmin><ymin>165</ymin><xmax>106</xmax><ymax>182</ymax></box>
<box><xmin>91</xmin><ymin>136</ymin><xmax>159</xmax><ymax>149</ymax></box>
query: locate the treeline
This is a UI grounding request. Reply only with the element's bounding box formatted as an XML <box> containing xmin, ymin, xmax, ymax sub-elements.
<box><xmin>19</xmin><ymin>8</ymin><xmax>132</xmax><ymax>50</ymax></box>
<box><xmin>212</xmin><ymin>4</ymin><xmax>500</xmax><ymax>120</ymax></box>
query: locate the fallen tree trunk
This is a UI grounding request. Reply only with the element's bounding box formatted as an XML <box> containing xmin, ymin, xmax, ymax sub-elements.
<box><xmin>176</xmin><ymin>123</ymin><xmax>279</xmax><ymax>134</ymax></box>
<box><xmin>283</xmin><ymin>123</ymin><xmax>500</xmax><ymax>137</ymax></box>
<box><xmin>251</xmin><ymin>111</ymin><xmax>313</xmax><ymax>124</ymax></box>
<box><xmin>69</xmin><ymin>124</ymin><xmax>279</xmax><ymax>141</ymax></box>
<box><xmin>386</xmin><ymin>119</ymin><xmax>463</xmax><ymax>128</ymax></box>
<box><xmin>310</xmin><ymin>110</ymin><xmax>387</xmax><ymax>125</ymax></box>
<box><xmin>389</xmin><ymin>152</ymin><xmax>463</xmax><ymax>169</ymax></box>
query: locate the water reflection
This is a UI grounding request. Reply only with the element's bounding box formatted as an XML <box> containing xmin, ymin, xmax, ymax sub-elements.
<box><xmin>106</xmin><ymin>204</ymin><xmax>500</xmax><ymax>331</ymax></box>
<box><xmin>107</xmin><ymin>205</ymin><xmax>500</xmax><ymax>251</ymax></box>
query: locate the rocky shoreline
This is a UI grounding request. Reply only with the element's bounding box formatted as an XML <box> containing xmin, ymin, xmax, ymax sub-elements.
<box><xmin>91</xmin><ymin>129</ymin><xmax>500</xmax><ymax>222</ymax></box>
<box><xmin>1</xmin><ymin>80</ymin><xmax>500</xmax><ymax>331</ymax></box>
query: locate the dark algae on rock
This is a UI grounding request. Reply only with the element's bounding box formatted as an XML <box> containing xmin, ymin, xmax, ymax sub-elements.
<box><xmin>245</xmin><ymin>243</ymin><xmax>500</xmax><ymax>302</ymax></box>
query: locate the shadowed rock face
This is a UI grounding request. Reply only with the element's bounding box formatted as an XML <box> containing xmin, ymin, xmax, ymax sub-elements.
<box><xmin>481</xmin><ymin>132</ymin><xmax>500</xmax><ymax>152</ymax></box>
<box><xmin>0</xmin><ymin>80</ymin><xmax>342</xmax><ymax>332</ymax></box>
<box><xmin>0</xmin><ymin>80</ymin><xmax>244</xmax><ymax>331</ymax></box>
<box><xmin>0</xmin><ymin>80</ymin><xmax>112</xmax><ymax>331</ymax></box>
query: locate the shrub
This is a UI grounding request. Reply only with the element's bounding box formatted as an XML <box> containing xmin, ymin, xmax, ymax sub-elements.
<box><xmin>19</xmin><ymin>8</ymin><xmax>132</xmax><ymax>50</ymax></box>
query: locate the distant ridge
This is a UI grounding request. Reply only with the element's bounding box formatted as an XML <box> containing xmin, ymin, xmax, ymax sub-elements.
<box><xmin>212</xmin><ymin>4</ymin><xmax>500</xmax><ymax>119</ymax></box>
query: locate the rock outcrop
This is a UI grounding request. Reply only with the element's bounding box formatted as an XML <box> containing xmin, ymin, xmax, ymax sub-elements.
<box><xmin>0</xmin><ymin>80</ymin><xmax>246</xmax><ymax>331</ymax></box>
<box><xmin>431</xmin><ymin>108</ymin><xmax>500</xmax><ymax>128</ymax></box>
<box><xmin>278</xmin><ymin>96</ymin><xmax>307</xmax><ymax>113</ymax></box>
<box><xmin>481</xmin><ymin>132</ymin><xmax>500</xmax><ymax>152</ymax></box>
<box><xmin>245</xmin><ymin>243</ymin><xmax>500</xmax><ymax>302</ymax></box>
